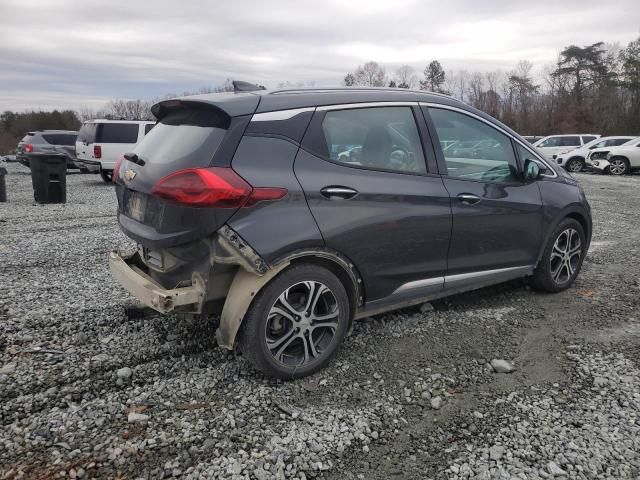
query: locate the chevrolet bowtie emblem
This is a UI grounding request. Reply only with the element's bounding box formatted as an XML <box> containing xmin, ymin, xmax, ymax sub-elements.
<box><xmin>124</xmin><ymin>169</ymin><xmax>137</xmax><ymax>181</ymax></box>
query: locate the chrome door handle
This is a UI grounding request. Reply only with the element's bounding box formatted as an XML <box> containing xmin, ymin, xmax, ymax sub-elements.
<box><xmin>457</xmin><ymin>193</ymin><xmax>481</xmax><ymax>205</ymax></box>
<box><xmin>320</xmin><ymin>186</ymin><xmax>358</xmax><ymax>200</ymax></box>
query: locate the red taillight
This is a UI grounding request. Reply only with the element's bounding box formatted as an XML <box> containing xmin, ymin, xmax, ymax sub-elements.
<box><xmin>112</xmin><ymin>156</ymin><xmax>124</xmax><ymax>184</ymax></box>
<box><xmin>152</xmin><ymin>167</ymin><xmax>252</xmax><ymax>207</ymax></box>
<box><xmin>151</xmin><ymin>167</ymin><xmax>287</xmax><ymax>208</ymax></box>
<box><xmin>24</xmin><ymin>144</ymin><xmax>33</xmax><ymax>153</ymax></box>
<box><xmin>94</xmin><ymin>145</ymin><xmax>102</xmax><ymax>159</ymax></box>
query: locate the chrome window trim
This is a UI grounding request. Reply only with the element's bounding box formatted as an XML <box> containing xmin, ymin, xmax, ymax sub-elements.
<box><xmin>317</xmin><ymin>102</ymin><xmax>418</xmax><ymax>111</ymax></box>
<box><xmin>419</xmin><ymin>102</ymin><xmax>558</xmax><ymax>178</ymax></box>
<box><xmin>251</xmin><ymin>107</ymin><xmax>316</xmax><ymax>122</ymax></box>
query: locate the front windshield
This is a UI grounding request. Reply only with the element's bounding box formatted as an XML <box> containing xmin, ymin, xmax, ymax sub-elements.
<box><xmin>584</xmin><ymin>138</ymin><xmax>605</xmax><ymax>149</ymax></box>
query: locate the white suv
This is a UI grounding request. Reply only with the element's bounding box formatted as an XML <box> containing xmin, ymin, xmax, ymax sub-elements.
<box><xmin>554</xmin><ymin>136</ymin><xmax>635</xmax><ymax>173</ymax></box>
<box><xmin>586</xmin><ymin>136</ymin><xmax>640</xmax><ymax>175</ymax></box>
<box><xmin>76</xmin><ymin>120</ymin><xmax>155</xmax><ymax>182</ymax></box>
<box><xmin>533</xmin><ymin>134</ymin><xmax>600</xmax><ymax>161</ymax></box>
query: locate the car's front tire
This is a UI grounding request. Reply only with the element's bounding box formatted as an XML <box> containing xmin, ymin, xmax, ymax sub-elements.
<box><xmin>531</xmin><ymin>218</ymin><xmax>586</xmax><ymax>293</ymax></box>
<box><xmin>566</xmin><ymin>157</ymin><xmax>584</xmax><ymax>173</ymax></box>
<box><xmin>239</xmin><ymin>264</ymin><xmax>350</xmax><ymax>379</ymax></box>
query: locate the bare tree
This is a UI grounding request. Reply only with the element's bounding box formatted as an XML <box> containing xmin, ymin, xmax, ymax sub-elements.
<box><xmin>394</xmin><ymin>65</ymin><xmax>417</xmax><ymax>89</ymax></box>
<box><xmin>353</xmin><ymin>61</ymin><xmax>387</xmax><ymax>87</ymax></box>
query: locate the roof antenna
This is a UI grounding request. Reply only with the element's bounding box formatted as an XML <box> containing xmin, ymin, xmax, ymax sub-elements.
<box><xmin>232</xmin><ymin>80</ymin><xmax>266</xmax><ymax>92</ymax></box>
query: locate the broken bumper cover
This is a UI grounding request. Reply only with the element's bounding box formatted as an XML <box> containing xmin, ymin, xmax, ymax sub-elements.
<box><xmin>109</xmin><ymin>250</ymin><xmax>205</xmax><ymax>314</ymax></box>
<box><xmin>586</xmin><ymin>159</ymin><xmax>609</xmax><ymax>172</ymax></box>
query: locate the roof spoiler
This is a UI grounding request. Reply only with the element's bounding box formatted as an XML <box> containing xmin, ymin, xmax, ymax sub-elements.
<box><xmin>232</xmin><ymin>80</ymin><xmax>266</xmax><ymax>92</ymax></box>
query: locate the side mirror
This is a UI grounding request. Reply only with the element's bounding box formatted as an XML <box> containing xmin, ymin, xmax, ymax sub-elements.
<box><xmin>523</xmin><ymin>158</ymin><xmax>546</xmax><ymax>181</ymax></box>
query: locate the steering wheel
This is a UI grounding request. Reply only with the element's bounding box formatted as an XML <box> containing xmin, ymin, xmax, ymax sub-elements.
<box><xmin>389</xmin><ymin>146</ymin><xmax>418</xmax><ymax>171</ymax></box>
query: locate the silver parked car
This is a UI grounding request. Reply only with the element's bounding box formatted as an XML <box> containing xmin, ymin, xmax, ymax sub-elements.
<box><xmin>16</xmin><ymin>130</ymin><xmax>96</xmax><ymax>172</ymax></box>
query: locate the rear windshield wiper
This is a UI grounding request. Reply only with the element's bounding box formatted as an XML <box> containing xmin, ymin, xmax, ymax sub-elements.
<box><xmin>124</xmin><ymin>152</ymin><xmax>146</xmax><ymax>166</ymax></box>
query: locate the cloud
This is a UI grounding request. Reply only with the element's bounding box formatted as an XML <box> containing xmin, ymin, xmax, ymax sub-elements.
<box><xmin>0</xmin><ymin>0</ymin><xmax>638</xmax><ymax>111</ymax></box>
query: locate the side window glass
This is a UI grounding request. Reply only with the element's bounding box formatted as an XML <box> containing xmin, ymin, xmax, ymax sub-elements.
<box><xmin>559</xmin><ymin>136</ymin><xmax>581</xmax><ymax>147</ymax></box>
<box><xmin>321</xmin><ymin>107</ymin><xmax>426</xmax><ymax>174</ymax></box>
<box><xmin>145</xmin><ymin>123</ymin><xmax>155</xmax><ymax>135</ymax></box>
<box><xmin>581</xmin><ymin>135</ymin><xmax>597</xmax><ymax>144</ymax></box>
<box><xmin>428</xmin><ymin>108</ymin><xmax>519</xmax><ymax>183</ymax></box>
<box><xmin>538</xmin><ymin>137</ymin><xmax>560</xmax><ymax>147</ymax></box>
<box><xmin>516</xmin><ymin>143</ymin><xmax>541</xmax><ymax>167</ymax></box>
<box><xmin>99</xmin><ymin>123</ymin><xmax>139</xmax><ymax>143</ymax></box>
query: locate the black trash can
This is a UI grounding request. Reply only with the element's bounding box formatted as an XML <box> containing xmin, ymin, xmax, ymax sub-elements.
<box><xmin>0</xmin><ymin>167</ymin><xmax>7</xmax><ymax>202</ymax></box>
<box><xmin>28</xmin><ymin>153</ymin><xmax>67</xmax><ymax>204</ymax></box>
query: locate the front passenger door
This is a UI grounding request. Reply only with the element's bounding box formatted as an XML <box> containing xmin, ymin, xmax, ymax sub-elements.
<box><xmin>424</xmin><ymin>107</ymin><xmax>544</xmax><ymax>286</ymax></box>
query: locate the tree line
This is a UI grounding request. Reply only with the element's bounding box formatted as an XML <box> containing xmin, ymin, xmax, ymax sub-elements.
<box><xmin>0</xmin><ymin>82</ymin><xmax>236</xmax><ymax>154</ymax></box>
<box><xmin>2</xmin><ymin>37</ymin><xmax>639</xmax><ymax>154</ymax></box>
<box><xmin>344</xmin><ymin>37</ymin><xmax>640</xmax><ymax>136</ymax></box>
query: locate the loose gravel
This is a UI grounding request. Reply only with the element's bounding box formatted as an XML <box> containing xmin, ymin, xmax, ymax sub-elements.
<box><xmin>0</xmin><ymin>162</ymin><xmax>639</xmax><ymax>479</ymax></box>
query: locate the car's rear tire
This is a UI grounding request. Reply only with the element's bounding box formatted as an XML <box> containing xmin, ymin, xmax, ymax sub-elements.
<box><xmin>609</xmin><ymin>157</ymin><xmax>629</xmax><ymax>176</ymax></box>
<box><xmin>100</xmin><ymin>170</ymin><xmax>112</xmax><ymax>183</ymax></box>
<box><xmin>566</xmin><ymin>157</ymin><xmax>584</xmax><ymax>173</ymax></box>
<box><xmin>239</xmin><ymin>264</ymin><xmax>350</xmax><ymax>379</ymax></box>
<box><xmin>531</xmin><ymin>218</ymin><xmax>586</xmax><ymax>293</ymax></box>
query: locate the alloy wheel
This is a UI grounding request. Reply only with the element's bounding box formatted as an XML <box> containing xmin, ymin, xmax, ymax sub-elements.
<box><xmin>567</xmin><ymin>159</ymin><xmax>583</xmax><ymax>173</ymax></box>
<box><xmin>550</xmin><ymin>228</ymin><xmax>582</xmax><ymax>284</ymax></box>
<box><xmin>609</xmin><ymin>159</ymin><xmax>627</xmax><ymax>175</ymax></box>
<box><xmin>265</xmin><ymin>281</ymin><xmax>340</xmax><ymax>367</ymax></box>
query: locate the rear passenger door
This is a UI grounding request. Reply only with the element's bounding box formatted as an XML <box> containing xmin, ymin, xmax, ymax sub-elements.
<box><xmin>423</xmin><ymin>106</ymin><xmax>544</xmax><ymax>286</ymax></box>
<box><xmin>296</xmin><ymin>104</ymin><xmax>452</xmax><ymax>302</ymax></box>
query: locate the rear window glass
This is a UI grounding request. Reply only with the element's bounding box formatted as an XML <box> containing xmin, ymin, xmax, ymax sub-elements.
<box><xmin>144</xmin><ymin>123</ymin><xmax>155</xmax><ymax>135</ymax></box>
<box><xmin>132</xmin><ymin>108</ymin><xmax>229</xmax><ymax>167</ymax></box>
<box><xmin>581</xmin><ymin>136</ymin><xmax>597</xmax><ymax>144</ymax></box>
<box><xmin>77</xmin><ymin>123</ymin><xmax>97</xmax><ymax>143</ymax></box>
<box><xmin>42</xmin><ymin>134</ymin><xmax>77</xmax><ymax>145</ymax></box>
<box><xmin>98</xmin><ymin>123</ymin><xmax>139</xmax><ymax>144</ymax></box>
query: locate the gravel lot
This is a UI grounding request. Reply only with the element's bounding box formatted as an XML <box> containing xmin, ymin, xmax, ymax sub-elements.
<box><xmin>1</xmin><ymin>162</ymin><xmax>639</xmax><ymax>479</ymax></box>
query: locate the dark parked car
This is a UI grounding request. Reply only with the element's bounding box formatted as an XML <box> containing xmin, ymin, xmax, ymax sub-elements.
<box><xmin>16</xmin><ymin>130</ymin><xmax>91</xmax><ymax>171</ymax></box>
<box><xmin>109</xmin><ymin>86</ymin><xmax>592</xmax><ymax>378</ymax></box>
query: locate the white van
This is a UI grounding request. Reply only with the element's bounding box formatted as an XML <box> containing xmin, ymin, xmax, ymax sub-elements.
<box><xmin>532</xmin><ymin>134</ymin><xmax>600</xmax><ymax>161</ymax></box>
<box><xmin>76</xmin><ymin>120</ymin><xmax>155</xmax><ymax>182</ymax></box>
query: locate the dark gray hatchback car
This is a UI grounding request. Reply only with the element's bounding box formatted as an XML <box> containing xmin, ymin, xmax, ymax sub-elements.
<box><xmin>110</xmin><ymin>86</ymin><xmax>592</xmax><ymax>378</ymax></box>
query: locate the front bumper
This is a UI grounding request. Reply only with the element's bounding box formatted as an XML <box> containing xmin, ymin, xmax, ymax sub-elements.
<box><xmin>109</xmin><ymin>250</ymin><xmax>205</xmax><ymax>314</ymax></box>
<box><xmin>585</xmin><ymin>159</ymin><xmax>609</xmax><ymax>172</ymax></box>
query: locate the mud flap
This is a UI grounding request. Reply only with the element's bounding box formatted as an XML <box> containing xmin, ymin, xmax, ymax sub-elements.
<box><xmin>216</xmin><ymin>262</ymin><xmax>290</xmax><ymax>349</ymax></box>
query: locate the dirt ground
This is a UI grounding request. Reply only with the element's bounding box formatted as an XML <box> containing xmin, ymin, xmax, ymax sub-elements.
<box><xmin>0</xmin><ymin>163</ymin><xmax>639</xmax><ymax>479</ymax></box>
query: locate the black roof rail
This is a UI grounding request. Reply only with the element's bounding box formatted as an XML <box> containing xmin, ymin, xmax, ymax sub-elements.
<box><xmin>232</xmin><ymin>80</ymin><xmax>266</xmax><ymax>92</ymax></box>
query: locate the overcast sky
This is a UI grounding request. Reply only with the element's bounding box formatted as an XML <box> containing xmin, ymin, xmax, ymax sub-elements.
<box><xmin>0</xmin><ymin>0</ymin><xmax>638</xmax><ymax>112</ymax></box>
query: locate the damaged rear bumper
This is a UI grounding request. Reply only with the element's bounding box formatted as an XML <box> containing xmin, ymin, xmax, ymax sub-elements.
<box><xmin>109</xmin><ymin>250</ymin><xmax>205</xmax><ymax>314</ymax></box>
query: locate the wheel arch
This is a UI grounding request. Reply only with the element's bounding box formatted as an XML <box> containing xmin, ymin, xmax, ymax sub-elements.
<box><xmin>216</xmin><ymin>248</ymin><xmax>363</xmax><ymax>350</ymax></box>
<box><xmin>536</xmin><ymin>207</ymin><xmax>592</xmax><ymax>267</ymax></box>
<box><xmin>609</xmin><ymin>155</ymin><xmax>630</xmax><ymax>166</ymax></box>
<box><xmin>273</xmin><ymin>248</ymin><xmax>364</xmax><ymax>325</ymax></box>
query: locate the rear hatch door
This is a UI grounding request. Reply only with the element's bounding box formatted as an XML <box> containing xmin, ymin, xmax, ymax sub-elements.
<box><xmin>115</xmin><ymin>105</ymin><xmax>245</xmax><ymax>248</ymax></box>
<box><xmin>76</xmin><ymin>123</ymin><xmax>97</xmax><ymax>160</ymax></box>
